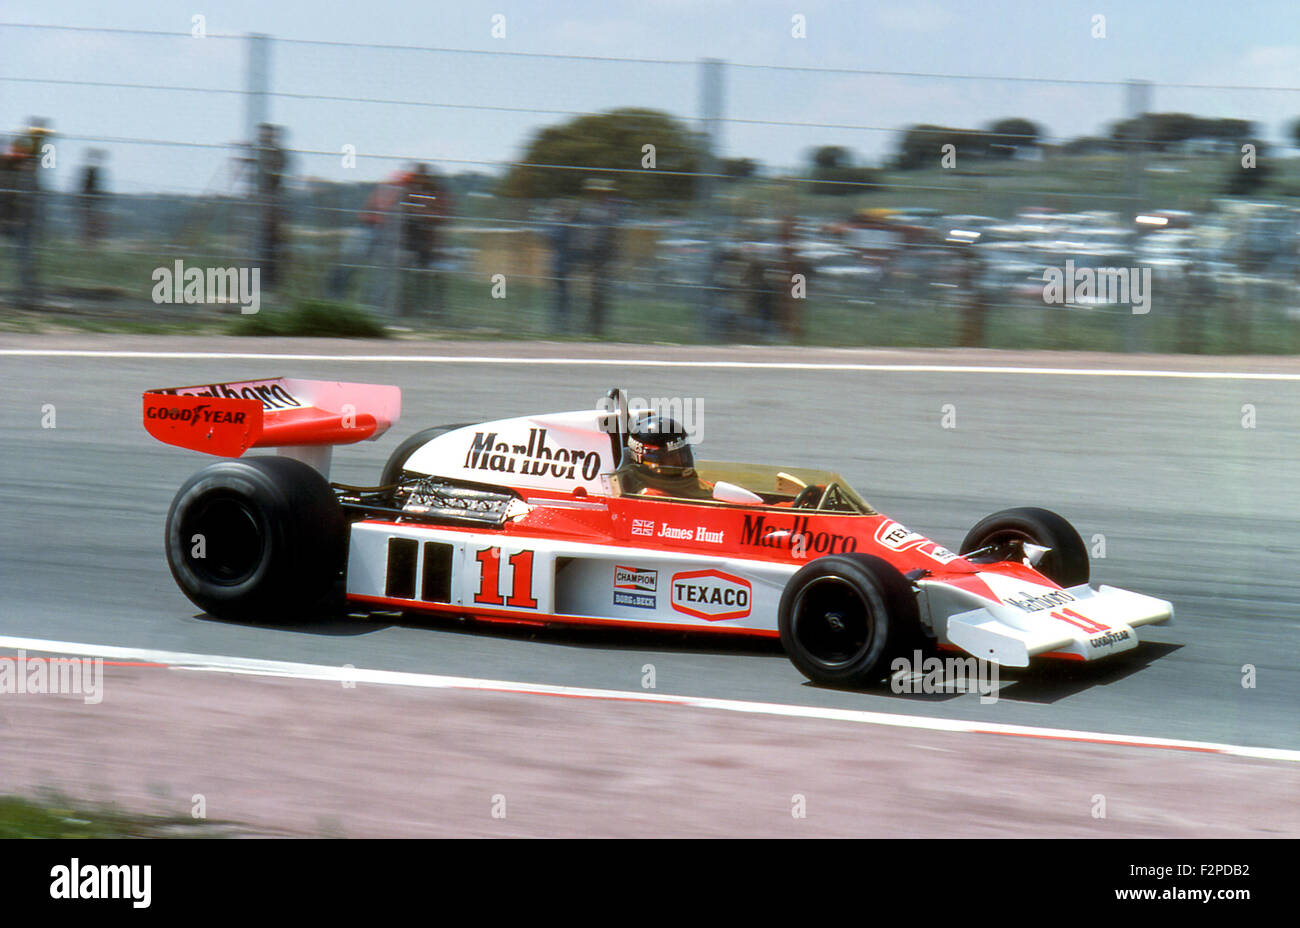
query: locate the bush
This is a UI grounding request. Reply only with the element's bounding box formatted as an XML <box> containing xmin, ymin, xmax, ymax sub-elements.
<box><xmin>234</xmin><ymin>300</ymin><xmax>387</xmax><ymax>338</ymax></box>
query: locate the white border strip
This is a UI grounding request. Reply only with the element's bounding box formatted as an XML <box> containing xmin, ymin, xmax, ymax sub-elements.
<box><xmin>3</xmin><ymin>349</ymin><xmax>1300</xmax><ymax>380</ymax></box>
<box><xmin>2</xmin><ymin>634</ymin><xmax>1296</xmax><ymax>764</ymax></box>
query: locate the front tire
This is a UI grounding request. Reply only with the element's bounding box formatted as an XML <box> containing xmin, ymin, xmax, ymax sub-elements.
<box><xmin>778</xmin><ymin>554</ymin><xmax>917</xmax><ymax>688</ymax></box>
<box><xmin>959</xmin><ymin>506</ymin><xmax>1089</xmax><ymax>587</ymax></box>
<box><xmin>165</xmin><ymin>456</ymin><xmax>346</xmax><ymax>623</ymax></box>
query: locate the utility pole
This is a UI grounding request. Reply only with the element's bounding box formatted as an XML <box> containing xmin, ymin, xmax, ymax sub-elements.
<box><xmin>244</xmin><ymin>33</ymin><xmax>271</xmax><ymax>150</ymax></box>
<box><xmin>697</xmin><ymin>58</ymin><xmax>725</xmax><ymax>340</ymax></box>
<box><xmin>243</xmin><ymin>33</ymin><xmax>272</xmax><ymax>272</ymax></box>
<box><xmin>1123</xmin><ymin>79</ymin><xmax>1150</xmax><ymax>219</ymax></box>
<box><xmin>1123</xmin><ymin>78</ymin><xmax>1151</xmax><ymax>352</ymax></box>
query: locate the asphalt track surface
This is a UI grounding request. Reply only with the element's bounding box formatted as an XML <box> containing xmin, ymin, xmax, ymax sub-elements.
<box><xmin>2</xmin><ymin>336</ymin><xmax>1297</xmax><ymax>754</ymax></box>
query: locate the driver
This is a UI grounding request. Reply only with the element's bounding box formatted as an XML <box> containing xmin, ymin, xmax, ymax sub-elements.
<box><xmin>614</xmin><ymin>413</ymin><xmax>714</xmax><ymax>500</ymax></box>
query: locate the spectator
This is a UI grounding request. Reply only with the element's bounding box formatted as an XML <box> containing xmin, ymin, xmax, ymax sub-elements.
<box><xmin>741</xmin><ymin>246</ymin><xmax>776</xmax><ymax>338</ymax></box>
<box><xmin>1</xmin><ymin>118</ymin><xmax>53</xmax><ymax>309</ymax></box>
<box><xmin>573</xmin><ymin>177</ymin><xmax>620</xmax><ymax>336</ymax></box>
<box><xmin>328</xmin><ymin>171</ymin><xmax>398</xmax><ymax>304</ymax></box>
<box><xmin>328</xmin><ymin>163</ymin><xmax>451</xmax><ymax>314</ymax></box>
<box><xmin>77</xmin><ymin>148</ymin><xmax>108</xmax><ymax>247</ymax></box>
<box><xmin>398</xmin><ymin>163</ymin><xmax>454</xmax><ymax>317</ymax></box>
<box><xmin>777</xmin><ymin>215</ymin><xmax>806</xmax><ymax>341</ymax></box>
<box><xmin>955</xmin><ymin>238</ymin><xmax>987</xmax><ymax>348</ymax></box>
<box><xmin>254</xmin><ymin>123</ymin><xmax>290</xmax><ymax>289</ymax></box>
<box><xmin>544</xmin><ymin>198</ymin><xmax>579</xmax><ymax>333</ymax></box>
<box><xmin>712</xmin><ymin>242</ymin><xmax>748</xmax><ymax>340</ymax></box>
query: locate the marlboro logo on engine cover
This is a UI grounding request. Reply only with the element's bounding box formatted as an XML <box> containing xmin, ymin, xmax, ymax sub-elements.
<box><xmin>670</xmin><ymin>569</ymin><xmax>752</xmax><ymax>621</ymax></box>
<box><xmin>463</xmin><ymin>428</ymin><xmax>601</xmax><ymax>481</ymax></box>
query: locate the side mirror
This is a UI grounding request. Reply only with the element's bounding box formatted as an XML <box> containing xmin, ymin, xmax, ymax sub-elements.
<box><xmin>1022</xmin><ymin>542</ymin><xmax>1052</xmax><ymax>566</ymax></box>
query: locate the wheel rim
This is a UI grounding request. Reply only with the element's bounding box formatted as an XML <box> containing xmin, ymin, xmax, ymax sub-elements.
<box><xmin>180</xmin><ymin>493</ymin><xmax>266</xmax><ymax>586</ymax></box>
<box><xmin>791</xmin><ymin>576</ymin><xmax>873</xmax><ymax>668</ymax></box>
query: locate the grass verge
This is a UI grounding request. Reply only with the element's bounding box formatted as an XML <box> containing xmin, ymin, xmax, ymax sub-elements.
<box><xmin>0</xmin><ymin>793</ymin><xmax>240</xmax><ymax>838</ymax></box>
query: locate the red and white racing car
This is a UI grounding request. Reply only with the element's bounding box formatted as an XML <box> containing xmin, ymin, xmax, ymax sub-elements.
<box><xmin>143</xmin><ymin>378</ymin><xmax>1173</xmax><ymax>687</ymax></box>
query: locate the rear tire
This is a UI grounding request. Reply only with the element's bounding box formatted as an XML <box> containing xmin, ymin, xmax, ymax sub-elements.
<box><xmin>379</xmin><ymin>423</ymin><xmax>473</xmax><ymax>488</ymax></box>
<box><xmin>959</xmin><ymin>506</ymin><xmax>1089</xmax><ymax>587</ymax></box>
<box><xmin>778</xmin><ymin>554</ymin><xmax>918</xmax><ymax>688</ymax></box>
<box><xmin>165</xmin><ymin>456</ymin><xmax>346</xmax><ymax>623</ymax></box>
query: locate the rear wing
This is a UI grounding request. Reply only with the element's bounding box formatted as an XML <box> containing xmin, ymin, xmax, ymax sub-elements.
<box><xmin>143</xmin><ymin>377</ymin><xmax>401</xmax><ymax>474</ymax></box>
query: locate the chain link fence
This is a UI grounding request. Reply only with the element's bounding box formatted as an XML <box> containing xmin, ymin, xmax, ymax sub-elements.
<box><xmin>2</xmin><ymin>23</ymin><xmax>1299</xmax><ymax>350</ymax></box>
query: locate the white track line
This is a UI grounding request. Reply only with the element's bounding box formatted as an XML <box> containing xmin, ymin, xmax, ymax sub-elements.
<box><xmin>3</xmin><ymin>349</ymin><xmax>1300</xmax><ymax>380</ymax></box>
<box><xmin>2</xmin><ymin>634</ymin><xmax>1296</xmax><ymax>764</ymax></box>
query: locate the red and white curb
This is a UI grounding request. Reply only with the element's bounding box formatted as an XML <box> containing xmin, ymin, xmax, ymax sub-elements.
<box><xmin>3</xmin><ymin>634</ymin><xmax>1297</xmax><ymax>764</ymax></box>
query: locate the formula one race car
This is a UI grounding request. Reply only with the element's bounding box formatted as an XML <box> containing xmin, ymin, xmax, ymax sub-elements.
<box><xmin>143</xmin><ymin>378</ymin><xmax>1173</xmax><ymax>687</ymax></box>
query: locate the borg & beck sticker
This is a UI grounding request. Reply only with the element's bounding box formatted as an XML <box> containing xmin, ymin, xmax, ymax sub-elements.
<box><xmin>613</xmin><ymin>565</ymin><xmax>657</xmax><ymax>609</ymax></box>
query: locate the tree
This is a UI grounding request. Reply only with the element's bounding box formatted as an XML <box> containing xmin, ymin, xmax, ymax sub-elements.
<box><xmin>987</xmin><ymin>118</ymin><xmax>1040</xmax><ymax>158</ymax></box>
<box><xmin>719</xmin><ymin>157</ymin><xmax>760</xmax><ymax>181</ymax></box>
<box><xmin>805</xmin><ymin>146</ymin><xmax>877</xmax><ymax>195</ymax></box>
<box><xmin>1224</xmin><ymin>138</ymin><xmax>1272</xmax><ymax>195</ymax></box>
<box><xmin>811</xmin><ymin>145</ymin><xmax>852</xmax><ymax>170</ymax></box>
<box><xmin>1061</xmin><ymin>136</ymin><xmax>1113</xmax><ymax>156</ymax></box>
<box><xmin>893</xmin><ymin>124</ymin><xmax>986</xmax><ymax>170</ymax></box>
<box><xmin>1109</xmin><ymin>113</ymin><xmax>1255</xmax><ymax>153</ymax></box>
<box><xmin>501</xmin><ymin>108</ymin><xmax>701</xmax><ymax>202</ymax></box>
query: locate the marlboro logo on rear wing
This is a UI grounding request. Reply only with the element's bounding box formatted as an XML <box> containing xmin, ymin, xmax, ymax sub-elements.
<box><xmin>142</xmin><ymin>377</ymin><xmax>401</xmax><ymax>457</ymax></box>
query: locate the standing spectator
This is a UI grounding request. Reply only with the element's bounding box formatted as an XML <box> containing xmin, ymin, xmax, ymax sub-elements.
<box><xmin>254</xmin><ymin>123</ymin><xmax>290</xmax><ymax>289</ymax></box>
<box><xmin>398</xmin><ymin>163</ymin><xmax>454</xmax><ymax>318</ymax></box>
<box><xmin>955</xmin><ymin>238</ymin><xmax>987</xmax><ymax>348</ymax></box>
<box><xmin>328</xmin><ymin>170</ymin><xmax>400</xmax><ymax>304</ymax></box>
<box><xmin>0</xmin><ymin>136</ymin><xmax>14</xmax><ymax>269</ymax></box>
<box><xmin>328</xmin><ymin>163</ymin><xmax>451</xmax><ymax>313</ymax></box>
<box><xmin>713</xmin><ymin>242</ymin><xmax>748</xmax><ymax>340</ymax></box>
<box><xmin>544</xmin><ymin>198</ymin><xmax>579</xmax><ymax>333</ymax></box>
<box><xmin>777</xmin><ymin>215</ymin><xmax>806</xmax><ymax>341</ymax></box>
<box><xmin>741</xmin><ymin>246</ymin><xmax>775</xmax><ymax>338</ymax></box>
<box><xmin>2</xmin><ymin>119</ymin><xmax>53</xmax><ymax>309</ymax></box>
<box><xmin>77</xmin><ymin>149</ymin><xmax>108</xmax><ymax>247</ymax></box>
<box><xmin>574</xmin><ymin>177</ymin><xmax>620</xmax><ymax>336</ymax></box>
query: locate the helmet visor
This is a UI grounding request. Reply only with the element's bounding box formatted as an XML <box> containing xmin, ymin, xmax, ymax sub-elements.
<box><xmin>628</xmin><ymin>435</ymin><xmax>694</xmax><ymax>476</ymax></box>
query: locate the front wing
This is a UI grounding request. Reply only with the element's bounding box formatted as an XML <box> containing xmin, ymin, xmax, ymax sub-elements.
<box><xmin>927</xmin><ymin>580</ymin><xmax>1174</xmax><ymax>666</ymax></box>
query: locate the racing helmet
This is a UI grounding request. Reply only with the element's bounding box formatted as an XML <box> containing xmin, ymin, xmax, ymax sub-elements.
<box><xmin>625</xmin><ymin>413</ymin><xmax>695</xmax><ymax>477</ymax></box>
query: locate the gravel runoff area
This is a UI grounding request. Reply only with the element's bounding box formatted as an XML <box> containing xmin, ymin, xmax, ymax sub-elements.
<box><xmin>3</xmin><ymin>663</ymin><xmax>1296</xmax><ymax>838</ymax></box>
